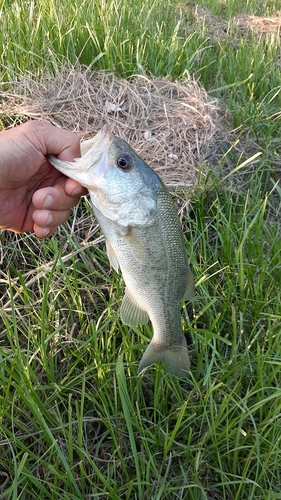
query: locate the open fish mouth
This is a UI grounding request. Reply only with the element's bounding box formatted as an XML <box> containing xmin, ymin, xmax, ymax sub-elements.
<box><xmin>79</xmin><ymin>125</ymin><xmax>113</xmax><ymax>164</ymax></box>
<box><xmin>48</xmin><ymin>125</ymin><xmax>114</xmax><ymax>185</ymax></box>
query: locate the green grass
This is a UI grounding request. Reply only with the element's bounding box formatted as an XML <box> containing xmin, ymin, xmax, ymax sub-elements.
<box><xmin>0</xmin><ymin>0</ymin><xmax>200</xmax><ymax>80</ymax></box>
<box><xmin>1</xmin><ymin>0</ymin><xmax>281</xmax><ymax>498</ymax></box>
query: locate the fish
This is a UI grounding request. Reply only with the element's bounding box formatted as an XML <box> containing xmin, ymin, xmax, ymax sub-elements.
<box><xmin>49</xmin><ymin>126</ymin><xmax>195</xmax><ymax>377</ymax></box>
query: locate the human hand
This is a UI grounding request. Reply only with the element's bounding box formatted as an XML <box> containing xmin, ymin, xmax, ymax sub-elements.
<box><xmin>0</xmin><ymin>121</ymin><xmax>87</xmax><ymax>237</ymax></box>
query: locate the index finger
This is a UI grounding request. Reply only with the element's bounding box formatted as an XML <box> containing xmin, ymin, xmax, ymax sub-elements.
<box><xmin>23</xmin><ymin>121</ymin><xmax>81</xmax><ymax>161</ymax></box>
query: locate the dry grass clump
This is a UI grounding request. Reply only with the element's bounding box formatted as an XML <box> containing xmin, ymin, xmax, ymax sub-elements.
<box><xmin>189</xmin><ymin>4</ymin><xmax>281</xmax><ymax>41</ymax></box>
<box><xmin>1</xmin><ymin>65</ymin><xmax>234</xmax><ymax>189</ymax></box>
<box><xmin>233</xmin><ymin>12</ymin><xmax>281</xmax><ymax>35</ymax></box>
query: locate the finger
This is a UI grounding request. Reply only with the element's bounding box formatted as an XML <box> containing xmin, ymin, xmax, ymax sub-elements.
<box><xmin>33</xmin><ymin>223</ymin><xmax>60</xmax><ymax>238</ymax></box>
<box><xmin>32</xmin><ymin>207</ymin><xmax>71</xmax><ymax>237</ymax></box>
<box><xmin>65</xmin><ymin>178</ymin><xmax>88</xmax><ymax>197</ymax></box>
<box><xmin>33</xmin><ymin>224</ymin><xmax>53</xmax><ymax>238</ymax></box>
<box><xmin>23</xmin><ymin>121</ymin><xmax>81</xmax><ymax>161</ymax></box>
<box><xmin>32</xmin><ymin>182</ymin><xmax>84</xmax><ymax>212</ymax></box>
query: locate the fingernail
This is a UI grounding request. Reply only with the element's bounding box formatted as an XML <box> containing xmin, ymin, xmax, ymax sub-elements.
<box><xmin>34</xmin><ymin>225</ymin><xmax>50</xmax><ymax>237</ymax></box>
<box><xmin>43</xmin><ymin>194</ymin><xmax>53</xmax><ymax>209</ymax></box>
<box><xmin>46</xmin><ymin>213</ymin><xmax>53</xmax><ymax>226</ymax></box>
<box><xmin>41</xmin><ymin>228</ymin><xmax>50</xmax><ymax>237</ymax></box>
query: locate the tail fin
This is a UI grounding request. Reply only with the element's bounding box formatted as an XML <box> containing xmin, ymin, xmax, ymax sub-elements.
<box><xmin>138</xmin><ymin>340</ymin><xmax>190</xmax><ymax>378</ymax></box>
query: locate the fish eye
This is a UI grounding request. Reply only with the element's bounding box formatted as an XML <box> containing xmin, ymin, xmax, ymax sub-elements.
<box><xmin>117</xmin><ymin>153</ymin><xmax>133</xmax><ymax>171</ymax></box>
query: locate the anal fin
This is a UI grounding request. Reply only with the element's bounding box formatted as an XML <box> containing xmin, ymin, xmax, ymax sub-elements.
<box><xmin>183</xmin><ymin>265</ymin><xmax>195</xmax><ymax>301</ymax></box>
<box><xmin>105</xmin><ymin>239</ymin><xmax>119</xmax><ymax>272</ymax></box>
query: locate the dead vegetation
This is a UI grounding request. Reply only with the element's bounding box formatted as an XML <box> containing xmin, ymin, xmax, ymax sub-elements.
<box><xmin>1</xmin><ymin>65</ymin><xmax>237</xmax><ymax>190</ymax></box>
<box><xmin>234</xmin><ymin>12</ymin><xmax>281</xmax><ymax>35</ymax></box>
<box><xmin>189</xmin><ymin>3</ymin><xmax>281</xmax><ymax>40</ymax></box>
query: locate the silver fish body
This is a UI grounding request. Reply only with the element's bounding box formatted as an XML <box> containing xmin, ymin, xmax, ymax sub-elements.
<box><xmin>49</xmin><ymin>127</ymin><xmax>194</xmax><ymax>377</ymax></box>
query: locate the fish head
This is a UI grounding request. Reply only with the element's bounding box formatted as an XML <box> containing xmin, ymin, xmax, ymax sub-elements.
<box><xmin>49</xmin><ymin>126</ymin><xmax>162</xmax><ymax>228</ymax></box>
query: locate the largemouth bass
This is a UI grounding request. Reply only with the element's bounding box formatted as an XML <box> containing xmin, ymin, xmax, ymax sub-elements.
<box><xmin>49</xmin><ymin>126</ymin><xmax>194</xmax><ymax>377</ymax></box>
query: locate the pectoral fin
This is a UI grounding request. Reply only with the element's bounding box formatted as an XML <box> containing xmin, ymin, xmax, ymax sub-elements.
<box><xmin>105</xmin><ymin>239</ymin><xmax>119</xmax><ymax>272</ymax></box>
<box><xmin>120</xmin><ymin>289</ymin><xmax>149</xmax><ymax>326</ymax></box>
